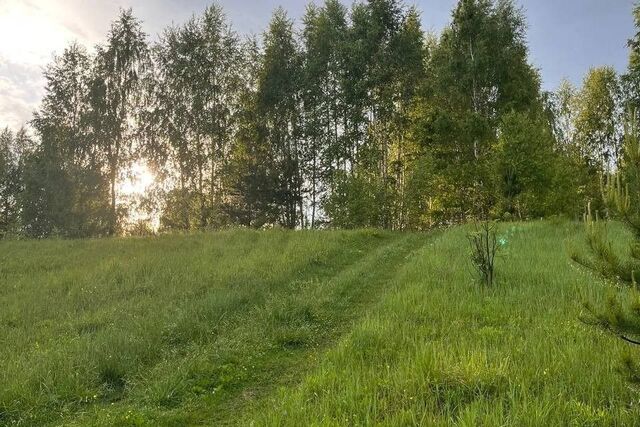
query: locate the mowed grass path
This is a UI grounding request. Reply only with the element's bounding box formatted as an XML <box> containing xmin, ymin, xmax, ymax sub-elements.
<box><xmin>1</xmin><ymin>222</ymin><xmax>640</xmax><ymax>425</ymax></box>
<box><xmin>0</xmin><ymin>229</ymin><xmax>425</xmax><ymax>425</ymax></box>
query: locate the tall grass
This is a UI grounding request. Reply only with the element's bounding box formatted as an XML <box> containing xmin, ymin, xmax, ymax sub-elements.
<box><xmin>1</xmin><ymin>222</ymin><xmax>639</xmax><ymax>425</ymax></box>
<box><xmin>249</xmin><ymin>222</ymin><xmax>640</xmax><ymax>426</ymax></box>
<box><xmin>0</xmin><ymin>229</ymin><xmax>406</xmax><ymax>425</ymax></box>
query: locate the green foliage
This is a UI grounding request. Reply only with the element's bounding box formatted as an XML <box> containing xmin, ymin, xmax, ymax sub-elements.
<box><xmin>577</xmin><ymin>117</ymin><xmax>640</xmax><ymax>385</ymax></box>
<box><xmin>94</xmin><ymin>9</ymin><xmax>149</xmax><ymax>235</ymax></box>
<box><xmin>1</xmin><ymin>0</ymin><xmax>617</xmax><ymax>234</ymax></box>
<box><xmin>491</xmin><ymin>112</ymin><xmax>557</xmax><ymax>218</ymax></box>
<box><xmin>324</xmin><ymin>171</ymin><xmax>395</xmax><ymax>229</ymax></box>
<box><xmin>0</xmin><ymin>128</ymin><xmax>23</xmax><ymax>238</ymax></box>
<box><xmin>409</xmin><ymin>0</ymin><xmax>559</xmax><ymax>223</ymax></box>
<box><xmin>150</xmin><ymin>4</ymin><xmax>243</xmax><ymax>230</ymax></box>
<box><xmin>547</xmin><ymin>0</ymin><xmax>640</xmax><ymax>393</ymax></box>
<box><xmin>26</xmin><ymin>44</ymin><xmax>111</xmax><ymax>238</ymax></box>
<box><xmin>623</xmin><ymin>3</ymin><xmax>640</xmax><ymax>113</ymax></box>
<box><xmin>257</xmin><ymin>8</ymin><xmax>304</xmax><ymax>229</ymax></box>
<box><xmin>402</xmin><ymin>154</ymin><xmax>440</xmax><ymax>229</ymax></box>
<box><xmin>573</xmin><ymin>67</ymin><xmax>622</xmax><ymax>170</ymax></box>
<box><xmin>467</xmin><ymin>221</ymin><xmax>501</xmax><ymax>286</ymax></box>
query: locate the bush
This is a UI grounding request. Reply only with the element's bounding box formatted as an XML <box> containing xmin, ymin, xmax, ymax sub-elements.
<box><xmin>467</xmin><ymin>221</ymin><xmax>501</xmax><ymax>287</ymax></box>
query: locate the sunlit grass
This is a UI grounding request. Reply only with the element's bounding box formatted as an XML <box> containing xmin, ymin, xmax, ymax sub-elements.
<box><xmin>1</xmin><ymin>222</ymin><xmax>639</xmax><ymax>425</ymax></box>
<box><xmin>249</xmin><ymin>222</ymin><xmax>640</xmax><ymax>426</ymax></box>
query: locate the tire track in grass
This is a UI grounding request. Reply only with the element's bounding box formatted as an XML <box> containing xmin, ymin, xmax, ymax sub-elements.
<box><xmin>202</xmin><ymin>232</ymin><xmax>430</xmax><ymax>426</ymax></box>
<box><xmin>60</xmin><ymin>232</ymin><xmax>432</xmax><ymax>426</ymax></box>
<box><xmin>60</xmin><ymin>232</ymin><xmax>429</xmax><ymax>427</ymax></box>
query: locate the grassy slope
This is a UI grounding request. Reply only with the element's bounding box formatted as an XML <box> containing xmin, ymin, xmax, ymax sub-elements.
<box><xmin>0</xmin><ymin>222</ymin><xmax>639</xmax><ymax>425</ymax></box>
<box><xmin>250</xmin><ymin>222</ymin><xmax>640</xmax><ymax>426</ymax></box>
<box><xmin>0</xmin><ymin>229</ymin><xmax>423</xmax><ymax>426</ymax></box>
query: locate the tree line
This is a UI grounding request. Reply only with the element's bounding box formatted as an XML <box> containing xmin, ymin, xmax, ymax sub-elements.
<box><xmin>1</xmin><ymin>0</ymin><xmax>638</xmax><ymax>237</ymax></box>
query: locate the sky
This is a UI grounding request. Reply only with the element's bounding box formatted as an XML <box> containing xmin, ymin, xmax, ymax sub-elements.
<box><xmin>0</xmin><ymin>0</ymin><xmax>637</xmax><ymax>130</ymax></box>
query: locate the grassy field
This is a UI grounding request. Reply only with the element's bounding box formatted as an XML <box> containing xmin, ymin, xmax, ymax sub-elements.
<box><xmin>1</xmin><ymin>222</ymin><xmax>639</xmax><ymax>425</ymax></box>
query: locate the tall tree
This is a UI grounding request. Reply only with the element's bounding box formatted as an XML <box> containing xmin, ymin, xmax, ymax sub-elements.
<box><xmin>152</xmin><ymin>5</ymin><xmax>242</xmax><ymax>229</ymax></box>
<box><xmin>225</xmin><ymin>38</ymin><xmax>282</xmax><ymax>227</ymax></box>
<box><xmin>416</xmin><ymin>0</ymin><xmax>542</xmax><ymax>220</ymax></box>
<box><xmin>574</xmin><ymin>67</ymin><xmax>621</xmax><ymax>171</ymax></box>
<box><xmin>550</xmin><ymin>79</ymin><xmax>578</xmax><ymax>147</ymax></box>
<box><xmin>152</xmin><ymin>19</ymin><xmax>204</xmax><ymax>230</ymax></box>
<box><xmin>201</xmin><ymin>5</ymin><xmax>243</xmax><ymax>224</ymax></box>
<box><xmin>0</xmin><ymin>128</ymin><xmax>25</xmax><ymax>237</ymax></box>
<box><xmin>324</xmin><ymin>0</ymin><xmax>424</xmax><ymax>229</ymax></box>
<box><xmin>492</xmin><ymin>112</ymin><xmax>556</xmax><ymax>217</ymax></box>
<box><xmin>92</xmin><ymin>9</ymin><xmax>149</xmax><ymax>235</ymax></box>
<box><xmin>301</xmin><ymin>0</ymin><xmax>349</xmax><ymax>227</ymax></box>
<box><xmin>27</xmin><ymin>43</ymin><xmax>109</xmax><ymax>237</ymax></box>
<box><xmin>387</xmin><ymin>6</ymin><xmax>426</xmax><ymax>229</ymax></box>
<box><xmin>258</xmin><ymin>8</ymin><xmax>303</xmax><ymax>228</ymax></box>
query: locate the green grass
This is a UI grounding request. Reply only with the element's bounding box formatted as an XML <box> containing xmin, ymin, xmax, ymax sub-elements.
<box><xmin>1</xmin><ymin>222</ymin><xmax>639</xmax><ymax>425</ymax></box>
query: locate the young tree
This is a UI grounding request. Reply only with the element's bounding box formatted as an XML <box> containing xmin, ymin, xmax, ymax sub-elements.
<box><xmin>580</xmin><ymin>117</ymin><xmax>640</xmax><ymax>384</ymax></box>
<box><xmin>581</xmin><ymin>4</ymin><xmax>640</xmax><ymax>385</ymax></box>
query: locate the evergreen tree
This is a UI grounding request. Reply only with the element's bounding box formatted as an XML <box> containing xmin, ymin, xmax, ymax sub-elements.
<box><xmin>580</xmin><ymin>3</ymin><xmax>640</xmax><ymax>385</ymax></box>
<box><xmin>580</xmin><ymin>117</ymin><xmax>640</xmax><ymax>384</ymax></box>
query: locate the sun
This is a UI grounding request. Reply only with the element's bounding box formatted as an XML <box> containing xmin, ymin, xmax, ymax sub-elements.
<box><xmin>118</xmin><ymin>162</ymin><xmax>160</xmax><ymax>232</ymax></box>
<box><xmin>119</xmin><ymin>162</ymin><xmax>155</xmax><ymax>198</ymax></box>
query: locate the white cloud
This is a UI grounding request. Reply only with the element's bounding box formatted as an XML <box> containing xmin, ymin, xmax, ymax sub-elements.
<box><xmin>0</xmin><ymin>0</ymin><xmax>183</xmax><ymax>129</ymax></box>
<box><xmin>0</xmin><ymin>0</ymin><xmax>87</xmax><ymax>65</ymax></box>
<box><xmin>0</xmin><ymin>58</ymin><xmax>44</xmax><ymax>129</ymax></box>
<box><xmin>0</xmin><ymin>2</ymin><xmax>66</xmax><ymax>127</ymax></box>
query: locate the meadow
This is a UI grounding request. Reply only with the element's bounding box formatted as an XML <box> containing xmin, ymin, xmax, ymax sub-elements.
<box><xmin>1</xmin><ymin>221</ymin><xmax>640</xmax><ymax>426</ymax></box>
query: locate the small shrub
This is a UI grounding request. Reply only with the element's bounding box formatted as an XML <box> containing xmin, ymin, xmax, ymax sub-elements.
<box><xmin>468</xmin><ymin>221</ymin><xmax>501</xmax><ymax>287</ymax></box>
